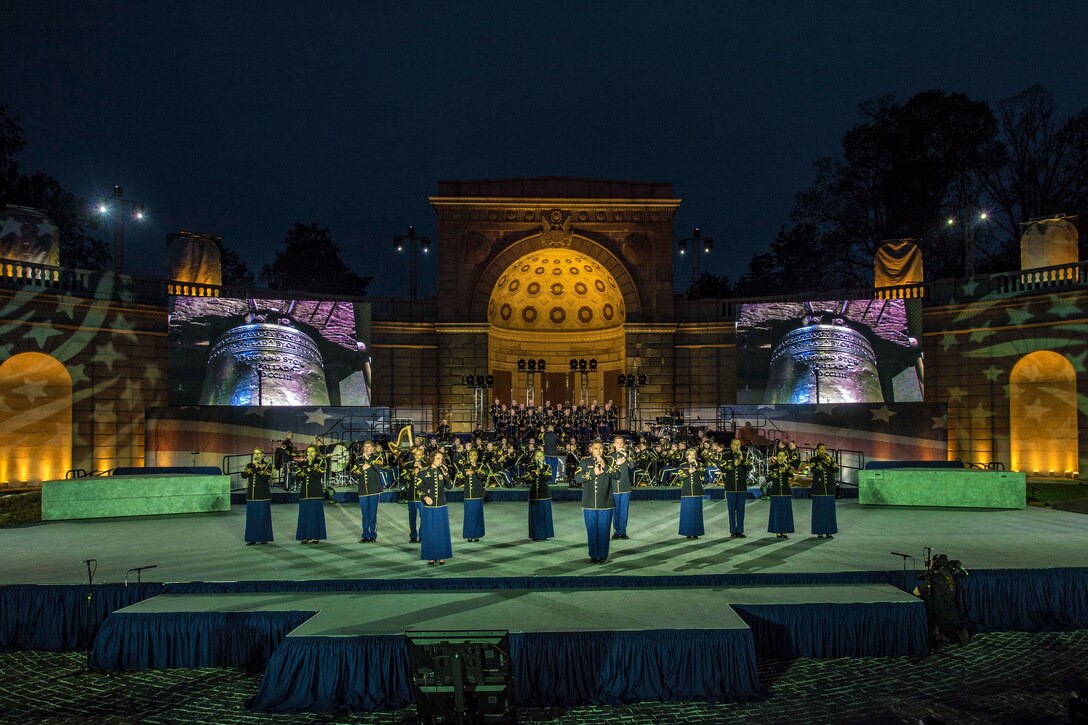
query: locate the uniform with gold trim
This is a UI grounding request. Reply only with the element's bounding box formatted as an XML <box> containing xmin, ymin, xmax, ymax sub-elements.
<box><xmin>241</xmin><ymin>452</ymin><xmax>274</xmax><ymax>544</ymax></box>
<box><xmin>294</xmin><ymin>450</ymin><xmax>328</xmax><ymax>543</ymax></box>
<box><xmin>675</xmin><ymin>457</ymin><xmax>707</xmax><ymax>538</ymax></box>
<box><xmin>526</xmin><ymin>453</ymin><xmax>555</xmax><ymax>541</ymax></box>
<box><xmin>351</xmin><ymin>444</ymin><xmax>385</xmax><ymax>542</ymax></box>
<box><xmin>766</xmin><ymin>457</ymin><xmax>795</xmax><ymax>538</ymax></box>
<box><xmin>807</xmin><ymin>446</ymin><xmax>839</xmax><ymax>538</ymax></box>
<box><xmin>456</xmin><ymin>452</ymin><xmax>487</xmax><ymax>542</ymax></box>
<box><xmin>721</xmin><ymin>442</ymin><xmax>751</xmax><ymax>538</ymax></box>
<box><xmin>575</xmin><ymin>447</ymin><xmax>615</xmax><ymax>563</ymax></box>
<box><xmin>416</xmin><ymin>460</ymin><xmax>454</xmax><ymax>562</ymax></box>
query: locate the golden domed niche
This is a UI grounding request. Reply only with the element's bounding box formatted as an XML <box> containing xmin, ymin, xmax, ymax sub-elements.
<box><xmin>487</xmin><ymin>251</ymin><xmax>626</xmax><ymax>332</ymax></box>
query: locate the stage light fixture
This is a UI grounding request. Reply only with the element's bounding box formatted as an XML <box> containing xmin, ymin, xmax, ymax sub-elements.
<box><xmin>678</xmin><ymin>240</ymin><xmax>687</xmax><ymax>255</ymax></box>
<box><xmin>464</xmin><ymin>375</ymin><xmax>473</xmax><ymax>386</ymax></box>
<box><xmin>517</xmin><ymin>359</ymin><xmax>526</xmax><ymax>371</ymax></box>
<box><xmin>618</xmin><ymin>374</ymin><xmax>627</xmax><ymax>386</ymax></box>
<box><xmin>408</xmin><ymin>225</ymin><xmax>416</xmax><ymax>237</ymax></box>
<box><xmin>638</xmin><ymin>374</ymin><xmax>647</xmax><ymax>386</ymax></box>
<box><xmin>703</xmin><ymin>238</ymin><xmax>713</xmax><ymax>254</ymax></box>
<box><xmin>112</xmin><ymin>186</ymin><xmax>123</xmax><ymax>198</ymax></box>
<box><xmin>527</xmin><ymin>359</ymin><xmax>536</xmax><ymax>372</ymax></box>
<box><xmin>537</xmin><ymin>359</ymin><xmax>545</xmax><ymax>371</ymax></box>
<box><xmin>570</xmin><ymin>359</ymin><xmax>578</xmax><ymax>371</ymax></box>
<box><xmin>589</xmin><ymin>359</ymin><xmax>597</xmax><ymax>371</ymax></box>
<box><xmin>394</xmin><ymin>238</ymin><xmax>404</xmax><ymax>252</ymax></box>
<box><xmin>133</xmin><ymin>202</ymin><xmax>145</xmax><ymax>220</ymax></box>
<box><xmin>485</xmin><ymin>374</ymin><xmax>494</xmax><ymax>387</ymax></box>
<box><xmin>420</xmin><ymin>238</ymin><xmax>430</xmax><ymax>253</ymax></box>
<box><xmin>578</xmin><ymin>358</ymin><xmax>586</xmax><ymax>371</ymax></box>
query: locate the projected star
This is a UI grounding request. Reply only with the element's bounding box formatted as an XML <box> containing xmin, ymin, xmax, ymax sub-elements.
<box><xmin>93</xmin><ymin>342</ymin><xmax>118</xmax><ymax>370</ymax></box>
<box><xmin>0</xmin><ymin>216</ymin><xmax>22</xmax><ymax>239</ymax></box>
<box><xmin>931</xmin><ymin>415</ymin><xmax>947</xmax><ymax>429</ymax></box>
<box><xmin>870</xmin><ymin>406</ymin><xmax>896</xmax><ymax>422</ymax></box>
<box><xmin>1049</xmin><ymin>301</ymin><xmax>1080</xmax><ymax>319</ymax></box>
<box><xmin>969</xmin><ymin>326</ymin><xmax>995</xmax><ymax>344</ymax></box>
<box><xmin>1006</xmin><ymin>309</ymin><xmax>1033</xmax><ymax>326</ymax></box>
<box><xmin>970</xmin><ymin>404</ymin><xmax>993</xmax><ymax>420</ymax></box>
<box><xmin>1067</xmin><ymin>350</ymin><xmax>1088</xmax><ymax>374</ymax></box>
<box><xmin>983</xmin><ymin>365</ymin><xmax>1003</xmax><ymax>382</ymax></box>
<box><xmin>55</xmin><ymin>297</ymin><xmax>78</xmax><ymax>320</ymax></box>
<box><xmin>36</xmin><ymin>220</ymin><xmax>54</xmax><ymax>237</ymax></box>
<box><xmin>305</xmin><ymin>408</ymin><xmax>332</xmax><ymax>427</ymax></box>
<box><xmin>143</xmin><ymin>366</ymin><xmax>163</xmax><ymax>383</ymax></box>
<box><xmin>111</xmin><ymin>314</ymin><xmax>136</xmax><ymax>334</ymax></box>
<box><xmin>1022</xmin><ymin>403</ymin><xmax>1049</xmax><ymax>421</ymax></box>
<box><xmin>13</xmin><ymin>379</ymin><xmax>47</xmax><ymax>401</ymax></box>
<box><xmin>961</xmin><ymin>279</ymin><xmax>979</xmax><ymax>296</ymax></box>
<box><xmin>946</xmin><ymin>386</ymin><xmax>966</xmax><ymax>403</ymax></box>
<box><xmin>940</xmin><ymin>333</ymin><xmax>958</xmax><ymax>352</ymax></box>
<box><xmin>27</xmin><ymin>325</ymin><xmax>62</xmax><ymax>348</ymax></box>
<box><xmin>68</xmin><ymin>364</ymin><xmax>88</xmax><ymax>384</ymax></box>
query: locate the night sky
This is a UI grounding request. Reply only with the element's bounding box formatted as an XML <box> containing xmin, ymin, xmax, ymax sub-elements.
<box><xmin>3</xmin><ymin>1</ymin><xmax>1086</xmax><ymax>297</ymax></box>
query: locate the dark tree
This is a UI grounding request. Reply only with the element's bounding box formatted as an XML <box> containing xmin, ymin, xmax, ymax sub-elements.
<box><xmin>219</xmin><ymin>244</ymin><xmax>254</xmax><ymax>288</ymax></box>
<box><xmin>735</xmin><ymin>224</ymin><xmax>852</xmax><ymax>296</ymax></box>
<box><xmin>0</xmin><ymin>106</ymin><xmax>109</xmax><ymax>269</ymax></box>
<box><xmin>688</xmin><ymin>271</ymin><xmax>733</xmax><ymax>299</ymax></box>
<box><xmin>791</xmin><ymin>90</ymin><xmax>999</xmax><ymax>283</ymax></box>
<box><xmin>260</xmin><ymin>222</ymin><xmax>372</xmax><ymax>296</ymax></box>
<box><xmin>982</xmin><ymin>85</ymin><xmax>1088</xmax><ymax>264</ymax></box>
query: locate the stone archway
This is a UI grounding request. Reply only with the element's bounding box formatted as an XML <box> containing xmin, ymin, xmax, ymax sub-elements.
<box><xmin>1009</xmin><ymin>351</ymin><xmax>1078</xmax><ymax>475</ymax></box>
<box><xmin>472</xmin><ymin>233</ymin><xmax>641</xmax><ymax>322</ymax></box>
<box><xmin>0</xmin><ymin>352</ymin><xmax>73</xmax><ymax>483</ymax></box>
<box><xmin>486</xmin><ymin>248</ymin><xmax>626</xmax><ymax>406</ymax></box>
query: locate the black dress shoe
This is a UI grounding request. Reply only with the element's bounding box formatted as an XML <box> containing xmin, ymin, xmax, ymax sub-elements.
<box><xmin>739</xmin><ymin>533</ymin><xmax>747</xmax><ymax>538</ymax></box>
<box><xmin>611</xmin><ymin>534</ymin><xmax>620</xmax><ymax>540</ymax></box>
<box><xmin>826</xmin><ymin>535</ymin><xmax>834</xmax><ymax>539</ymax></box>
<box><xmin>246</xmin><ymin>541</ymin><xmax>255</xmax><ymax>546</ymax></box>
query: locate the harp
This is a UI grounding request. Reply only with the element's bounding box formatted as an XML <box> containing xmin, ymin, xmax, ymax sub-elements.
<box><xmin>389</xmin><ymin>424</ymin><xmax>415</xmax><ymax>454</ymax></box>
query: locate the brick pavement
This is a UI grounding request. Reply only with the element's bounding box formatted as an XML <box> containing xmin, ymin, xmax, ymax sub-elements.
<box><xmin>0</xmin><ymin>631</ymin><xmax>1084</xmax><ymax>724</ymax></box>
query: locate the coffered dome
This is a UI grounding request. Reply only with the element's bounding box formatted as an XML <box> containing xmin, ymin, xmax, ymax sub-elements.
<box><xmin>487</xmin><ymin>251</ymin><xmax>625</xmax><ymax>331</ymax></box>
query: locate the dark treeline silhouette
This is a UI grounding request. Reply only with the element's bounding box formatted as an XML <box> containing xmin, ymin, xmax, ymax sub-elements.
<box><xmin>732</xmin><ymin>85</ymin><xmax>1088</xmax><ymax>294</ymax></box>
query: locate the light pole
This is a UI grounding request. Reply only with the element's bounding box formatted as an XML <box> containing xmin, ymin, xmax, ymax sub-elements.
<box><xmin>97</xmin><ymin>186</ymin><xmax>144</xmax><ymax>273</ymax></box>
<box><xmin>393</xmin><ymin>226</ymin><xmax>431</xmax><ymax>300</ymax></box>
<box><xmin>678</xmin><ymin>227</ymin><xmax>713</xmax><ymax>298</ymax></box>
<box><xmin>947</xmin><ymin>209</ymin><xmax>989</xmax><ymax>278</ymax></box>
<box><xmin>617</xmin><ymin>373</ymin><xmax>648</xmax><ymax>430</ymax></box>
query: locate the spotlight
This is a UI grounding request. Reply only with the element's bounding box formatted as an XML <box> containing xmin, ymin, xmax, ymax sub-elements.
<box><xmin>947</xmin><ymin>218</ymin><xmax>956</xmax><ymax>226</ymax></box>
<box><xmin>578</xmin><ymin>358</ymin><xmax>587</xmax><ymax>371</ymax></box>
<box><xmin>589</xmin><ymin>359</ymin><xmax>597</xmax><ymax>371</ymax></box>
<box><xmin>703</xmin><ymin>238</ymin><xmax>713</xmax><ymax>254</ymax></box>
<box><xmin>569</xmin><ymin>359</ymin><xmax>578</xmax><ymax>371</ymax></box>
<box><xmin>420</xmin><ymin>238</ymin><xmax>430</xmax><ymax>253</ymax></box>
<box><xmin>678</xmin><ymin>240</ymin><xmax>687</xmax><ymax>255</ymax></box>
<box><xmin>527</xmin><ymin>359</ymin><xmax>536</xmax><ymax>372</ymax></box>
<box><xmin>394</xmin><ymin>238</ymin><xmax>404</xmax><ymax>252</ymax></box>
<box><xmin>537</xmin><ymin>359</ymin><xmax>546</xmax><ymax>371</ymax></box>
<box><xmin>626</xmin><ymin>376</ymin><xmax>635</xmax><ymax>387</ymax></box>
<box><xmin>618</xmin><ymin>374</ymin><xmax>627</xmax><ymax>386</ymax></box>
<box><xmin>638</xmin><ymin>374</ymin><xmax>647</xmax><ymax>386</ymax></box>
<box><xmin>97</xmin><ymin>203</ymin><xmax>108</xmax><ymax>215</ymax></box>
<box><xmin>133</xmin><ymin>202</ymin><xmax>145</xmax><ymax>220</ymax></box>
<box><xmin>517</xmin><ymin>359</ymin><xmax>526</xmax><ymax>372</ymax></box>
<box><xmin>112</xmin><ymin>186</ymin><xmax>123</xmax><ymax>198</ymax></box>
<box><xmin>979</xmin><ymin>211</ymin><xmax>988</xmax><ymax>220</ymax></box>
<box><xmin>408</xmin><ymin>225</ymin><xmax>416</xmax><ymax>237</ymax></box>
<box><xmin>485</xmin><ymin>374</ymin><xmax>494</xmax><ymax>387</ymax></box>
<box><xmin>464</xmin><ymin>375</ymin><xmax>473</xmax><ymax>386</ymax></box>
<box><xmin>693</xmin><ymin>227</ymin><xmax>701</xmax><ymax>238</ymax></box>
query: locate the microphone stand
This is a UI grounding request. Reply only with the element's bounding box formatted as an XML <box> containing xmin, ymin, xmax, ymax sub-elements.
<box><xmin>125</xmin><ymin>564</ymin><xmax>158</xmax><ymax>587</ymax></box>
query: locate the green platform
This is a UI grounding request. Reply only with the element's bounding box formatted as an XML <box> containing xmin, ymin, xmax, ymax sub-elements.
<box><xmin>858</xmin><ymin>468</ymin><xmax>1026</xmax><ymax>509</ymax></box>
<box><xmin>41</xmin><ymin>474</ymin><xmax>231</xmax><ymax>521</ymax></box>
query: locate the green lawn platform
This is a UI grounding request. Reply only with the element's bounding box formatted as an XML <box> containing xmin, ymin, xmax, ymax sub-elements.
<box><xmin>41</xmin><ymin>474</ymin><xmax>231</xmax><ymax>521</ymax></box>
<box><xmin>858</xmin><ymin>468</ymin><xmax>1026</xmax><ymax>509</ymax></box>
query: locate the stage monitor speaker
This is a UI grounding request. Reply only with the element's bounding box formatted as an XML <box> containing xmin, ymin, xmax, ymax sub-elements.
<box><xmin>406</xmin><ymin>630</ymin><xmax>513</xmax><ymax>724</ymax></box>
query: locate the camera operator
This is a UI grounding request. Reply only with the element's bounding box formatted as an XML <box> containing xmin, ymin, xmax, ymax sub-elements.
<box><xmin>914</xmin><ymin>553</ymin><xmax>971</xmax><ymax>649</ymax></box>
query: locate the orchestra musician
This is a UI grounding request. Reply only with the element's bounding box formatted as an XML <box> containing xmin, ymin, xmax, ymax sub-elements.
<box><xmin>721</xmin><ymin>438</ymin><xmax>751</xmax><ymax>538</ymax></box>
<box><xmin>526</xmin><ymin>449</ymin><xmax>554</xmax><ymax>541</ymax></box>
<box><xmin>766</xmin><ymin>450</ymin><xmax>796</xmax><ymax>539</ymax></box>
<box><xmin>456</xmin><ymin>449</ymin><xmax>487</xmax><ymax>542</ymax></box>
<box><xmin>676</xmin><ymin>448</ymin><xmax>707</xmax><ymax>539</ymax></box>
<box><xmin>241</xmin><ymin>447</ymin><xmax>274</xmax><ymax>545</ymax></box>
<box><xmin>400</xmin><ymin>446</ymin><xmax>426</xmax><ymax>543</ymax></box>
<box><xmin>417</xmin><ymin>450</ymin><xmax>454</xmax><ymax>565</ymax></box>
<box><xmin>351</xmin><ymin>440</ymin><xmax>385</xmax><ymax>543</ymax></box>
<box><xmin>805</xmin><ymin>443</ymin><xmax>840</xmax><ymax>539</ymax></box>
<box><xmin>294</xmin><ymin>445</ymin><xmax>328</xmax><ymax>544</ymax></box>
<box><xmin>273</xmin><ymin>432</ymin><xmax>295</xmax><ymax>488</ymax></box>
<box><xmin>575</xmin><ymin>439</ymin><xmax>615</xmax><ymax>564</ymax></box>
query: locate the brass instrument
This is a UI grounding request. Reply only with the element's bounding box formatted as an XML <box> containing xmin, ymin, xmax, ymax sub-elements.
<box><xmin>388</xmin><ymin>424</ymin><xmax>415</xmax><ymax>454</ymax></box>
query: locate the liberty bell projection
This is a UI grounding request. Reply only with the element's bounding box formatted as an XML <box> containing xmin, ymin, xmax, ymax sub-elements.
<box><xmin>199</xmin><ymin>300</ymin><xmax>331</xmax><ymax>406</ymax></box>
<box><xmin>765</xmin><ymin>302</ymin><xmax>883</xmax><ymax>404</ymax></box>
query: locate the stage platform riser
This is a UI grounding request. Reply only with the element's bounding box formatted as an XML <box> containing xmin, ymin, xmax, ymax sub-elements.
<box><xmin>42</xmin><ymin>475</ymin><xmax>231</xmax><ymax>521</ymax></box>
<box><xmin>4</xmin><ymin>569</ymin><xmax>1086</xmax><ymax>655</ymax></box>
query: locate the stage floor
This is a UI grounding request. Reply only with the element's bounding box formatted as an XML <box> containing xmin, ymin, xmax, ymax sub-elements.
<box><xmin>2</xmin><ymin>498</ymin><xmax>1085</xmax><ymax>585</ymax></box>
<box><xmin>111</xmin><ymin>584</ymin><xmax>917</xmax><ymax>636</ymax></box>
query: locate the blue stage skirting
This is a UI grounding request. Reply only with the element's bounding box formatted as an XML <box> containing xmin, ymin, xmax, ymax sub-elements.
<box><xmin>733</xmin><ymin>602</ymin><xmax>928</xmax><ymax>658</ymax></box>
<box><xmin>92</xmin><ymin>610</ymin><xmax>314</xmax><ymax>671</ymax></box>
<box><xmin>4</xmin><ymin>568</ymin><xmax>1087</xmax><ymax>654</ymax></box>
<box><xmin>249</xmin><ymin>628</ymin><xmax>760</xmax><ymax>712</ymax></box>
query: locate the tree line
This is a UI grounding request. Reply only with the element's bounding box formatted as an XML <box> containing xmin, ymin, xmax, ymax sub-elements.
<box><xmin>4</xmin><ymin>84</ymin><xmax>1087</xmax><ymax>299</ymax></box>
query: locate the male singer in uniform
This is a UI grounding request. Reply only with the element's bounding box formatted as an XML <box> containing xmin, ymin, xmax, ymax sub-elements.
<box><xmin>575</xmin><ymin>439</ymin><xmax>615</xmax><ymax>564</ymax></box>
<box><xmin>609</xmin><ymin>435</ymin><xmax>633</xmax><ymax>540</ymax></box>
<box><xmin>722</xmin><ymin>438</ymin><xmax>750</xmax><ymax>538</ymax></box>
<box><xmin>351</xmin><ymin>440</ymin><xmax>384</xmax><ymax>543</ymax></box>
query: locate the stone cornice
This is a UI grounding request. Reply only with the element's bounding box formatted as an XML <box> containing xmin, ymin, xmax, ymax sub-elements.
<box><xmin>429</xmin><ymin>196</ymin><xmax>681</xmax><ymax>210</ymax></box>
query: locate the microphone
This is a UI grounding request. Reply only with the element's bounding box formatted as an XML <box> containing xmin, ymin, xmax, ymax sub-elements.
<box><xmin>80</xmin><ymin>559</ymin><xmax>96</xmax><ymax>565</ymax></box>
<box><xmin>125</xmin><ymin>564</ymin><xmax>158</xmax><ymax>587</ymax></box>
<box><xmin>890</xmin><ymin>552</ymin><xmax>912</xmax><ymax>558</ymax></box>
